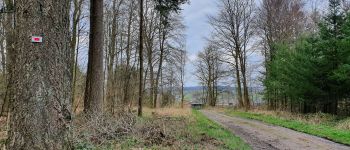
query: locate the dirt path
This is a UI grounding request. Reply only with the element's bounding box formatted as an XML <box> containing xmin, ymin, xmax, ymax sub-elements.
<box><xmin>201</xmin><ymin>110</ymin><xmax>350</xmax><ymax>150</ymax></box>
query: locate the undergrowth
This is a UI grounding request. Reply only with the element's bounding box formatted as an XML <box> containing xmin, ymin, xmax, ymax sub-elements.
<box><xmin>73</xmin><ymin>108</ymin><xmax>248</xmax><ymax>149</ymax></box>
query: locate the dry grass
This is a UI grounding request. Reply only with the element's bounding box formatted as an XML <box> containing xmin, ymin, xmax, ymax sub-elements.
<box><xmin>220</xmin><ymin>107</ymin><xmax>350</xmax><ymax>130</ymax></box>
<box><xmin>73</xmin><ymin>107</ymin><xmax>219</xmax><ymax>149</ymax></box>
<box><xmin>143</xmin><ymin>107</ymin><xmax>192</xmax><ymax>118</ymax></box>
<box><xmin>336</xmin><ymin>118</ymin><xmax>350</xmax><ymax>130</ymax></box>
<box><xmin>73</xmin><ymin>112</ymin><xmax>137</xmax><ymax>149</ymax></box>
<box><xmin>0</xmin><ymin>107</ymin><xmax>237</xmax><ymax>149</ymax></box>
<box><xmin>114</xmin><ymin>107</ymin><xmax>229</xmax><ymax>149</ymax></box>
<box><xmin>246</xmin><ymin>109</ymin><xmax>337</xmax><ymax>125</ymax></box>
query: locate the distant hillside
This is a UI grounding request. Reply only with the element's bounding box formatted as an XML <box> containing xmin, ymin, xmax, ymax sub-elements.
<box><xmin>185</xmin><ymin>86</ymin><xmax>264</xmax><ymax>93</ymax></box>
<box><xmin>184</xmin><ymin>86</ymin><xmax>203</xmax><ymax>92</ymax></box>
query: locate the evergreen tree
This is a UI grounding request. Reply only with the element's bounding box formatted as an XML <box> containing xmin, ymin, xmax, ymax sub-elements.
<box><xmin>264</xmin><ymin>0</ymin><xmax>350</xmax><ymax>114</ymax></box>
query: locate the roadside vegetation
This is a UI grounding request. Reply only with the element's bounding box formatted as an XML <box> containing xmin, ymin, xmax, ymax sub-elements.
<box><xmin>190</xmin><ymin>110</ymin><xmax>251</xmax><ymax>150</ymax></box>
<box><xmin>67</xmin><ymin>107</ymin><xmax>250</xmax><ymax>150</ymax></box>
<box><xmin>223</xmin><ymin>109</ymin><xmax>350</xmax><ymax>145</ymax></box>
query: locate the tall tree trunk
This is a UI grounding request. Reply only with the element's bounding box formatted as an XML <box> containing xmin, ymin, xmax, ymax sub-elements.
<box><xmin>0</xmin><ymin>0</ymin><xmax>14</xmax><ymax>117</ymax></box>
<box><xmin>7</xmin><ymin>0</ymin><xmax>72</xmax><ymax>149</ymax></box>
<box><xmin>154</xmin><ymin>30</ymin><xmax>165</xmax><ymax>108</ymax></box>
<box><xmin>73</xmin><ymin>23</ymin><xmax>81</xmax><ymax>113</ymax></box>
<box><xmin>0</xmin><ymin>36</ymin><xmax>4</xmax><ymax>75</ymax></box>
<box><xmin>106</xmin><ymin>0</ymin><xmax>118</xmax><ymax>114</ymax></box>
<box><xmin>0</xmin><ymin>15</ymin><xmax>6</xmax><ymax>76</ymax></box>
<box><xmin>242</xmin><ymin>73</ymin><xmax>250</xmax><ymax>110</ymax></box>
<box><xmin>71</xmin><ymin>0</ymin><xmax>83</xmax><ymax>103</ymax></box>
<box><xmin>146</xmin><ymin>39</ymin><xmax>154</xmax><ymax>108</ymax></box>
<box><xmin>234</xmin><ymin>55</ymin><xmax>244</xmax><ymax>108</ymax></box>
<box><xmin>181</xmin><ymin>83</ymin><xmax>185</xmax><ymax>108</ymax></box>
<box><xmin>240</xmin><ymin>54</ymin><xmax>250</xmax><ymax>110</ymax></box>
<box><xmin>138</xmin><ymin>0</ymin><xmax>144</xmax><ymax>116</ymax></box>
<box><xmin>123</xmin><ymin>1</ymin><xmax>134</xmax><ymax>108</ymax></box>
<box><xmin>84</xmin><ymin>0</ymin><xmax>104</xmax><ymax>114</ymax></box>
<box><xmin>180</xmin><ymin>51</ymin><xmax>185</xmax><ymax>108</ymax></box>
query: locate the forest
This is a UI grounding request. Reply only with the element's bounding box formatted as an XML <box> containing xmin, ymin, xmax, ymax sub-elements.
<box><xmin>196</xmin><ymin>0</ymin><xmax>350</xmax><ymax>116</ymax></box>
<box><xmin>264</xmin><ymin>0</ymin><xmax>350</xmax><ymax>115</ymax></box>
<box><xmin>0</xmin><ymin>0</ymin><xmax>350</xmax><ymax>149</ymax></box>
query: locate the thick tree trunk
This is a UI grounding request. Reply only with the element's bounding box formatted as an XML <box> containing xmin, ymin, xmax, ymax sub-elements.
<box><xmin>84</xmin><ymin>0</ymin><xmax>104</xmax><ymax>114</ymax></box>
<box><xmin>234</xmin><ymin>56</ymin><xmax>244</xmax><ymax>108</ymax></box>
<box><xmin>7</xmin><ymin>0</ymin><xmax>72</xmax><ymax>149</ymax></box>
<box><xmin>240</xmin><ymin>56</ymin><xmax>250</xmax><ymax>110</ymax></box>
<box><xmin>242</xmin><ymin>74</ymin><xmax>250</xmax><ymax>110</ymax></box>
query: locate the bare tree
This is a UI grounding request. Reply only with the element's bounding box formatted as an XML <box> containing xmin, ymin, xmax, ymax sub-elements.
<box><xmin>7</xmin><ymin>0</ymin><xmax>72</xmax><ymax>149</ymax></box>
<box><xmin>257</xmin><ymin>0</ymin><xmax>305</xmax><ymax>61</ymax></box>
<box><xmin>123</xmin><ymin>0</ymin><xmax>137</xmax><ymax>109</ymax></box>
<box><xmin>195</xmin><ymin>44</ymin><xmax>223</xmax><ymax>106</ymax></box>
<box><xmin>105</xmin><ymin>0</ymin><xmax>124</xmax><ymax>114</ymax></box>
<box><xmin>71</xmin><ymin>0</ymin><xmax>84</xmax><ymax>104</ymax></box>
<box><xmin>144</xmin><ymin>1</ymin><xmax>158</xmax><ymax>108</ymax></box>
<box><xmin>208</xmin><ymin>0</ymin><xmax>255</xmax><ymax>109</ymax></box>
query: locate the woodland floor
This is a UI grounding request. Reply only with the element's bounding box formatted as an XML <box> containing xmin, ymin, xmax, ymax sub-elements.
<box><xmin>201</xmin><ymin>110</ymin><xmax>350</xmax><ymax>150</ymax></box>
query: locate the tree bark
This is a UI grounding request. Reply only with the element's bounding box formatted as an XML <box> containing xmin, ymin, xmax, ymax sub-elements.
<box><xmin>240</xmin><ymin>51</ymin><xmax>250</xmax><ymax>110</ymax></box>
<box><xmin>242</xmin><ymin>73</ymin><xmax>250</xmax><ymax>110</ymax></box>
<box><xmin>7</xmin><ymin>0</ymin><xmax>72</xmax><ymax>149</ymax></box>
<box><xmin>84</xmin><ymin>0</ymin><xmax>104</xmax><ymax>114</ymax></box>
<box><xmin>234</xmin><ymin>55</ymin><xmax>244</xmax><ymax>108</ymax></box>
<box><xmin>138</xmin><ymin>0</ymin><xmax>144</xmax><ymax>116</ymax></box>
<box><xmin>180</xmin><ymin>51</ymin><xmax>185</xmax><ymax>108</ymax></box>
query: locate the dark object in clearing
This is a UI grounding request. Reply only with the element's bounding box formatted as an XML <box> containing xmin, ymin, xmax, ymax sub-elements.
<box><xmin>191</xmin><ymin>103</ymin><xmax>204</xmax><ymax>109</ymax></box>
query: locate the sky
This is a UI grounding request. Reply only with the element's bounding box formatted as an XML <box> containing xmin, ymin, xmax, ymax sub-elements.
<box><xmin>182</xmin><ymin>0</ymin><xmax>218</xmax><ymax>87</ymax></box>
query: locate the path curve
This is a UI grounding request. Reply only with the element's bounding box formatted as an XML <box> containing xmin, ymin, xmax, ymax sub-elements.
<box><xmin>201</xmin><ymin>110</ymin><xmax>350</xmax><ymax>150</ymax></box>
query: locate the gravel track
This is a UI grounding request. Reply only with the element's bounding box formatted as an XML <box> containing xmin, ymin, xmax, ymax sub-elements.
<box><xmin>201</xmin><ymin>110</ymin><xmax>350</xmax><ymax>150</ymax></box>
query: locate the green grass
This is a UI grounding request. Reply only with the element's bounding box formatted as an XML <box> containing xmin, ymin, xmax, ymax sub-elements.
<box><xmin>190</xmin><ymin>110</ymin><xmax>251</xmax><ymax>150</ymax></box>
<box><xmin>225</xmin><ymin>110</ymin><xmax>350</xmax><ymax>145</ymax></box>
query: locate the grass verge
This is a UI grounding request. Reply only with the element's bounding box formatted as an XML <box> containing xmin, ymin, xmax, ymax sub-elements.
<box><xmin>190</xmin><ymin>110</ymin><xmax>251</xmax><ymax>150</ymax></box>
<box><xmin>225</xmin><ymin>110</ymin><xmax>350</xmax><ymax>145</ymax></box>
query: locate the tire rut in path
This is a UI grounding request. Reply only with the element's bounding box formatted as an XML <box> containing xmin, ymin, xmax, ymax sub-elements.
<box><xmin>200</xmin><ymin>110</ymin><xmax>350</xmax><ymax>150</ymax></box>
